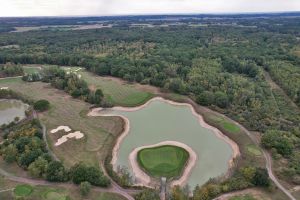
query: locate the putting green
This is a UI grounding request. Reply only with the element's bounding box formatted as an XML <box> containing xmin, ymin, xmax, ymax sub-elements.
<box><xmin>14</xmin><ymin>184</ymin><xmax>33</xmax><ymax>197</ymax></box>
<box><xmin>137</xmin><ymin>145</ymin><xmax>189</xmax><ymax>178</ymax></box>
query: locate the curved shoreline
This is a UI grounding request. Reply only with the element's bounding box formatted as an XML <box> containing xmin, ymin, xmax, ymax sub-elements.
<box><xmin>129</xmin><ymin>141</ymin><xmax>198</xmax><ymax>187</ymax></box>
<box><xmin>88</xmin><ymin>97</ymin><xmax>240</xmax><ymax>186</ymax></box>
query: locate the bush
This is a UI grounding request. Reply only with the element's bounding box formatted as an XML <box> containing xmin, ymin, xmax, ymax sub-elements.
<box><xmin>46</xmin><ymin>161</ymin><xmax>69</xmax><ymax>182</ymax></box>
<box><xmin>33</xmin><ymin>100</ymin><xmax>50</xmax><ymax>112</ymax></box>
<box><xmin>252</xmin><ymin>168</ymin><xmax>270</xmax><ymax>187</ymax></box>
<box><xmin>80</xmin><ymin>181</ymin><xmax>91</xmax><ymax>196</ymax></box>
<box><xmin>70</xmin><ymin>163</ymin><xmax>110</xmax><ymax>187</ymax></box>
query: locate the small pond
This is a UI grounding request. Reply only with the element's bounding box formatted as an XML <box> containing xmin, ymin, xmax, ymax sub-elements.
<box><xmin>0</xmin><ymin>99</ymin><xmax>29</xmax><ymax>126</ymax></box>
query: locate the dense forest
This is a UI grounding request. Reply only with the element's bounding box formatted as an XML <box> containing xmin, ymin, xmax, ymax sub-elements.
<box><xmin>0</xmin><ymin>14</ymin><xmax>300</xmax><ymax>186</ymax></box>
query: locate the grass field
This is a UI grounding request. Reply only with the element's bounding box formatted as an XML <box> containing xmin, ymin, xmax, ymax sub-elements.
<box><xmin>0</xmin><ymin>79</ymin><xmax>123</xmax><ymax>168</ymax></box>
<box><xmin>137</xmin><ymin>145</ymin><xmax>189</xmax><ymax>178</ymax></box>
<box><xmin>14</xmin><ymin>184</ymin><xmax>33</xmax><ymax>197</ymax></box>
<box><xmin>207</xmin><ymin>115</ymin><xmax>241</xmax><ymax>133</ymax></box>
<box><xmin>246</xmin><ymin>144</ymin><xmax>262</xmax><ymax>156</ymax></box>
<box><xmin>79</xmin><ymin>71</ymin><xmax>154</xmax><ymax>107</ymax></box>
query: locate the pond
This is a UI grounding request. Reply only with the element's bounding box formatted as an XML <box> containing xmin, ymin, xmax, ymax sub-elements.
<box><xmin>100</xmin><ymin>98</ymin><xmax>236</xmax><ymax>188</ymax></box>
<box><xmin>0</xmin><ymin>99</ymin><xmax>29</xmax><ymax>126</ymax></box>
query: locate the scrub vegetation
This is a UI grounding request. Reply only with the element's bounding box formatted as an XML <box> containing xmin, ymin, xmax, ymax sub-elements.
<box><xmin>137</xmin><ymin>145</ymin><xmax>189</xmax><ymax>178</ymax></box>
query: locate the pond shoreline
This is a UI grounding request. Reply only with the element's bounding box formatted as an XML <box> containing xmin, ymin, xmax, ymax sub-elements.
<box><xmin>88</xmin><ymin>97</ymin><xmax>240</xmax><ymax>187</ymax></box>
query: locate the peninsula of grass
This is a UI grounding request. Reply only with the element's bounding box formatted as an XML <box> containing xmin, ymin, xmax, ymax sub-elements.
<box><xmin>137</xmin><ymin>145</ymin><xmax>189</xmax><ymax>178</ymax></box>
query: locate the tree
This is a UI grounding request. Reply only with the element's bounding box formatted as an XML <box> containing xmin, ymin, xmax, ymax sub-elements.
<box><xmin>252</xmin><ymin>168</ymin><xmax>270</xmax><ymax>187</ymax></box>
<box><xmin>214</xmin><ymin>91</ymin><xmax>229</xmax><ymax>108</ymax></box>
<box><xmin>28</xmin><ymin>157</ymin><xmax>48</xmax><ymax>178</ymax></box>
<box><xmin>261</xmin><ymin>130</ymin><xmax>294</xmax><ymax>157</ymax></box>
<box><xmin>80</xmin><ymin>181</ymin><xmax>91</xmax><ymax>196</ymax></box>
<box><xmin>70</xmin><ymin>163</ymin><xmax>110</xmax><ymax>187</ymax></box>
<box><xmin>196</xmin><ymin>91</ymin><xmax>214</xmax><ymax>106</ymax></box>
<box><xmin>2</xmin><ymin>144</ymin><xmax>17</xmax><ymax>163</ymax></box>
<box><xmin>34</xmin><ymin>100</ymin><xmax>50</xmax><ymax>112</ymax></box>
<box><xmin>46</xmin><ymin>161</ymin><xmax>69</xmax><ymax>182</ymax></box>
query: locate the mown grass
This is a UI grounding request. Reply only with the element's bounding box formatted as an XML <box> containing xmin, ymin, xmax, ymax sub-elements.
<box><xmin>137</xmin><ymin>145</ymin><xmax>189</xmax><ymax>178</ymax></box>
<box><xmin>14</xmin><ymin>184</ymin><xmax>33</xmax><ymax>197</ymax></box>
<box><xmin>246</xmin><ymin>144</ymin><xmax>262</xmax><ymax>156</ymax></box>
<box><xmin>208</xmin><ymin>115</ymin><xmax>240</xmax><ymax>133</ymax></box>
<box><xmin>79</xmin><ymin>71</ymin><xmax>154</xmax><ymax>107</ymax></box>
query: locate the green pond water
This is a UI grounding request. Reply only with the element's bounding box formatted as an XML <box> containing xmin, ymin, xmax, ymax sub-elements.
<box><xmin>108</xmin><ymin>99</ymin><xmax>233</xmax><ymax>188</ymax></box>
<box><xmin>0</xmin><ymin>99</ymin><xmax>29</xmax><ymax>126</ymax></box>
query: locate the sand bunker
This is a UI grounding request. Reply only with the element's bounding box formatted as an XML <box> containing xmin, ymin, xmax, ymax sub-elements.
<box><xmin>50</xmin><ymin>126</ymin><xmax>71</xmax><ymax>133</ymax></box>
<box><xmin>55</xmin><ymin>131</ymin><xmax>84</xmax><ymax>146</ymax></box>
<box><xmin>129</xmin><ymin>141</ymin><xmax>197</xmax><ymax>187</ymax></box>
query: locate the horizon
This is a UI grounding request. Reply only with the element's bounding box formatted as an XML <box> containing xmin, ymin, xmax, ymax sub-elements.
<box><xmin>1</xmin><ymin>11</ymin><xmax>300</xmax><ymax>18</ymax></box>
<box><xmin>1</xmin><ymin>0</ymin><xmax>300</xmax><ymax>17</ymax></box>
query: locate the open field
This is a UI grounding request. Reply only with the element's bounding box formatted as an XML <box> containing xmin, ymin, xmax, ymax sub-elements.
<box><xmin>79</xmin><ymin>71</ymin><xmax>155</xmax><ymax>107</ymax></box>
<box><xmin>137</xmin><ymin>145</ymin><xmax>189</xmax><ymax>178</ymax></box>
<box><xmin>0</xmin><ymin>79</ymin><xmax>124</xmax><ymax>168</ymax></box>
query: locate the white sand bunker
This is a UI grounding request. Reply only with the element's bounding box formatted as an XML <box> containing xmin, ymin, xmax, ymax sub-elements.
<box><xmin>50</xmin><ymin>126</ymin><xmax>71</xmax><ymax>133</ymax></box>
<box><xmin>50</xmin><ymin>126</ymin><xmax>84</xmax><ymax>146</ymax></box>
<box><xmin>55</xmin><ymin>131</ymin><xmax>84</xmax><ymax>146</ymax></box>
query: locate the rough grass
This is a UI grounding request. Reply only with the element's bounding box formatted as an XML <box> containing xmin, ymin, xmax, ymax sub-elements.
<box><xmin>246</xmin><ymin>145</ymin><xmax>262</xmax><ymax>156</ymax></box>
<box><xmin>208</xmin><ymin>115</ymin><xmax>240</xmax><ymax>133</ymax></box>
<box><xmin>14</xmin><ymin>184</ymin><xmax>33</xmax><ymax>197</ymax></box>
<box><xmin>0</xmin><ymin>80</ymin><xmax>123</xmax><ymax>168</ymax></box>
<box><xmin>43</xmin><ymin>191</ymin><xmax>67</xmax><ymax>200</ymax></box>
<box><xmin>137</xmin><ymin>145</ymin><xmax>189</xmax><ymax>178</ymax></box>
<box><xmin>79</xmin><ymin>71</ymin><xmax>154</xmax><ymax>107</ymax></box>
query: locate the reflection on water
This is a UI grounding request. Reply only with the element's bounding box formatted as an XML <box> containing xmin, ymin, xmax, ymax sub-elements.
<box><xmin>0</xmin><ymin>99</ymin><xmax>29</xmax><ymax>125</ymax></box>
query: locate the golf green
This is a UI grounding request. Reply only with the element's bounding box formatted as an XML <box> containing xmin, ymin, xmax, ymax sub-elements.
<box><xmin>137</xmin><ymin>145</ymin><xmax>189</xmax><ymax>178</ymax></box>
<box><xmin>14</xmin><ymin>184</ymin><xmax>33</xmax><ymax>197</ymax></box>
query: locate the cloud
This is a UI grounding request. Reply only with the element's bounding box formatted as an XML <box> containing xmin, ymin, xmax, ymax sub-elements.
<box><xmin>0</xmin><ymin>0</ymin><xmax>300</xmax><ymax>17</ymax></box>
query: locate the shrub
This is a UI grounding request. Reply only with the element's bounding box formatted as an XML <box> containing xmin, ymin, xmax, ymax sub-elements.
<box><xmin>33</xmin><ymin>100</ymin><xmax>50</xmax><ymax>112</ymax></box>
<box><xmin>80</xmin><ymin>181</ymin><xmax>91</xmax><ymax>196</ymax></box>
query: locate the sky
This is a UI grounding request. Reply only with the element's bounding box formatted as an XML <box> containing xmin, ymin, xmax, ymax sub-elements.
<box><xmin>0</xmin><ymin>0</ymin><xmax>300</xmax><ymax>17</ymax></box>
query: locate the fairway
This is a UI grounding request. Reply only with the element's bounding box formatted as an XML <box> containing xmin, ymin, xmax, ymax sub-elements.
<box><xmin>137</xmin><ymin>145</ymin><xmax>189</xmax><ymax>178</ymax></box>
<box><xmin>79</xmin><ymin>71</ymin><xmax>154</xmax><ymax>107</ymax></box>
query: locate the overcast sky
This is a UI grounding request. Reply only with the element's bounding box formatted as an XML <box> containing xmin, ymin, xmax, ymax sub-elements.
<box><xmin>1</xmin><ymin>0</ymin><xmax>300</xmax><ymax>17</ymax></box>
